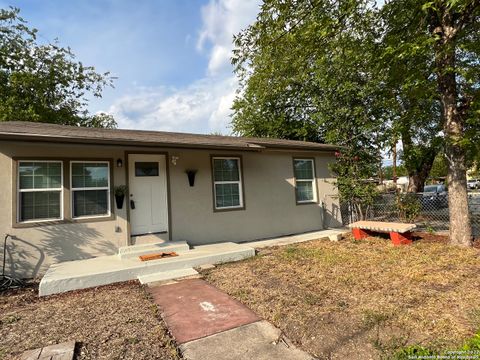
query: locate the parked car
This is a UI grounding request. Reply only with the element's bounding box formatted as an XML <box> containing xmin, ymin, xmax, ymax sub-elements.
<box><xmin>421</xmin><ymin>184</ymin><xmax>448</xmax><ymax>209</ymax></box>
<box><xmin>467</xmin><ymin>179</ymin><xmax>479</xmax><ymax>190</ymax></box>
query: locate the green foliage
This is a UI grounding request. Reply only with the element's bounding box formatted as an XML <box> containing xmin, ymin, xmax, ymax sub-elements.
<box><xmin>232</xmin><ymin>0</ymin><xmax>385</xmax><ymax>210</ymax></box>
<box><xmin>330</xmin><ymin>149</ymin><xmax>380</xmax><ymax>220</ymax></box>
<box><xmin>114</xmin><ymin>185</ymin><xmax>128</xmax><ymax>197</ymax></box>
<box><xmin>429</xmin><ymin>152</ymin><xmax>449</xmax><ymax>179</ymax></box>
<box><xmin>396</xmin><ymin>193</ymin><xmax>421</xmax><ymax>222</ymax></box>
<box><xmin>393</xmin><ymin>330</ymin><xmax>480</xmax><ymax>359</ymax></box>
<box><xmin>462</xmin><ymin>333</ymin><xmax>480</xmax><ymax>351</ymax></box>
<box><xmin>393</xmin><ymin>345</ymin><xmax>436</xmax><ymax>359</ymax></box>
<box><xmin>382</xmin><ymin>165</ymin><xmax>408</xmax><ymax>180</ymax></box>
<box><xmin>80</xmin><ymin>113</ymin><xmax>117</xmax><ymax>129</ymax></box>
<box><xmin>0</xmin><ymin>7</ymin><xmax>116</xmax><ymax>127</ymax></box>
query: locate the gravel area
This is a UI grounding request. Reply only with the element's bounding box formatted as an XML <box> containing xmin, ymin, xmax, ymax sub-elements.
<box><xmin>0</xmin><ymin>281</ymin><xmax>179</xmax><ymax>360</ymax></box>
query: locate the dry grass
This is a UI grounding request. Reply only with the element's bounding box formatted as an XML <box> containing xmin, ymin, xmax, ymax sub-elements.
<box><xmin>0</xmin><ymin>281</ymin><xmax>179</xmax><ymax>360</ymax></box>
<box><xmin>204</xmin><ymin>233</ymin><xmax>480</xmax><ymax>359</ymax></box>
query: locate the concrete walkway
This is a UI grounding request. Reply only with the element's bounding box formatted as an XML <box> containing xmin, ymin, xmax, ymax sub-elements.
<box><xmin>245</xmin><ymin>228</ymin><xmax>348</xmax><ymax>248</ymax></box>
<box><xmin>148</xmin><ymin>279</ymin><xmax>314</xmax><ymax>360</ymax></box>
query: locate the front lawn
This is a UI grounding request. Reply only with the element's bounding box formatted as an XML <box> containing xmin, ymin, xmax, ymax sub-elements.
<box><xmin>204</xmin><ymin>233</ymin><xmax>480</xmax><ymax>359</ymax></box>
<box><xmin>0</xmin><ymin>281</ymin><xmax>179</xmax><ymax>360</ymax></box>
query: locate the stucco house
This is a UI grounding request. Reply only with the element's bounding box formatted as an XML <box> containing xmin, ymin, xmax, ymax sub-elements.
<box><xmin>0</xmin><ymin>121</ymin><xmax>342</xmax><ymax>278</ymax></box>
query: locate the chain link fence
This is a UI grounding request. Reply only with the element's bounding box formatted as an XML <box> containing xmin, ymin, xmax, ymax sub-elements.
<box><xmin>340</xmin><ymin>191</ymin><xmax>480</xmax><ymax>237</ymax></box>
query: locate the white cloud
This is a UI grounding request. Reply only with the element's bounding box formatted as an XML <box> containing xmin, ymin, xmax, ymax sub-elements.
<box><xmin>198</xmin><ymin>0</ymin><xmax>260</xmax><ymax>75</ymax></box>
<box><xmin>106</xmin><ymin>0</ymin><xmax>260</xmax><ymax>134</ymax></box>
<box><xmin>109</xmin><ymin>76</ymin><xmax>236</xmax><ymax>134</ymax></box>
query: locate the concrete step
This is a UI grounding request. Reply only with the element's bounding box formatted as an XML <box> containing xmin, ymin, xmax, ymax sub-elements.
<box><xmin>118</xmin><ymin>241</ymin><xmax>190</xmax><ymax>259</ymax></box>
<box><xmin>39</xmin><ymin>242</ymin><xmax>255</xmax><ymax>296</ymax></box>
<box><xmin>138</xmin><ymin>268</ymin><xmax>198</xmax><ymax>284</ymax></box>
<box><xmin>131</xmin><ymin>233</ymin><xmax>168</xmax><ymax>245</ymax></box>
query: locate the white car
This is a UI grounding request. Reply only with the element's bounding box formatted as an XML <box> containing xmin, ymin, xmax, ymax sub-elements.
<box><xmin>467</xmin><ymin>179</ymin><xmax>479</xmax><ymax>190</ymax></box>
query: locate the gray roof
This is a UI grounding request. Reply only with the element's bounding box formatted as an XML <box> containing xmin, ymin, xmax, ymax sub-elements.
<box><xmin>0</xmin><ymin>121</ymin><xmax>338</xmax><ymax>152</ymax></box>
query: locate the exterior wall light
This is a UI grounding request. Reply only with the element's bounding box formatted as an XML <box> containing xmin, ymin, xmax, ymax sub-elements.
<box><xmin>171</xmin><ymin>156</ymin><xmax>179</xmax><ymax>166</ymax></box>
<box><xmin>186</xmin><ymin>169</ymin><xmax>197</xmax><ymax>187</ymax></box>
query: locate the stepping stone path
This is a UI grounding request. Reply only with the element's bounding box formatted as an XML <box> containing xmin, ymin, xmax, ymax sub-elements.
<box><xmin>20</xmin><ymin>341</ymin><xmax>75</xmax><ymax>360</ymax></box>
<box><xmin>148</xmin><ymin>278</ymin><xmax>313</xmax><ymax>360</ymax></box>
<box><xmin>148</xmin><ymin>278</ymin><xmax>260</xmax><ymax>343</ymax></box>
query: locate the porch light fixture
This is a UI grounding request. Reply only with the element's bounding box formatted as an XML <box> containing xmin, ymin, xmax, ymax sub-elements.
<box><xmin>171</xmin><ymin>155</ymin><xmax>179</xmax><ymax>166</ymax></box>
<box><xmin>186</xmin><ymin>169</ymin><xmax>197</xmax><ymax>187</ymax></box>
<box><xmin>117</xmin><ymin>159</ymin><xmax>123</xmax><ymax>168</ymax></box>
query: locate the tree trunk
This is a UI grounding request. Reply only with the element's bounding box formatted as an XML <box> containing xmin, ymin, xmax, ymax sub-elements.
<box><xmin>433</xmin><ymin>9</ymin><xmax>472</xmax><ymax>246</ymax></box>
<box><xmin>407</xmin><ymin>172</ymin><xmax>427</xmax><ymax>193</ymax></box>
<box><xmin>406</xmin><ymin>154</ymin><xmax>436</xmax><ymax>193</ymax></box>
<box><xmin>401</xmin><ymin>129</ymin><xmax>436</xmax><ymax>193</ymax></box>
<box><xmin>445</xmin><ymin>138</ymin><xmax>471</xmax><ymax>246</ymax></box>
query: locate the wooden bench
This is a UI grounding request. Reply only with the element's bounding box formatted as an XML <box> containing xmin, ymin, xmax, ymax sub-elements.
<box><xmin>348</xmin><ymin>221</ymin><xmax>416</xmax><ymax>246</ymax></box>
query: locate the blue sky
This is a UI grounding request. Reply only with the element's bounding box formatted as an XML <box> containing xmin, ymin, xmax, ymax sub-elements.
<box><xmin>2</xmin><ymin>0</ymin><xmax>261</xmax><ymax>134</ymax></box>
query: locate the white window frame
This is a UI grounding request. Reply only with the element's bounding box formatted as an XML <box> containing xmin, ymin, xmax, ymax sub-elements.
<box><xmin>17</xmin><ymin>160</ymin><xmax>64</xmax><ymax>223</ymax></box>
<box><xmin>70</xmin><ymin>161</ymin><xmax>111</xmax><ymax>219</ymax></box>
<box><xmin>293</xmin><ymin>158</ymin><xmax>317</xmax><ymax>204</ymax></box>
<box><xmin>212</xmin><ymin>157</ymin><xmax>244</xmax><ymax>210</ymax></box>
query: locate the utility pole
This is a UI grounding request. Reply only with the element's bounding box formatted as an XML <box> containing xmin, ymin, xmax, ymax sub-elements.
<box><xmin>392</xmin><ymin>140</ymin><xmax>397</xmax><ymax>185</ymax></box>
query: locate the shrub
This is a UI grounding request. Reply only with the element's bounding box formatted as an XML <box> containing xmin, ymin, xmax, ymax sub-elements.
<box><xmin>396</xmin><ymin>193</ymin><xmax>421</xmax><ymax>222</ymax></box>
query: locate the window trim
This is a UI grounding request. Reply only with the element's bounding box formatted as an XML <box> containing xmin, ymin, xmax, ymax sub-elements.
<box><xmin>293</xmin><ymin>157</ymin><xmax>318</xmax><ymax>205</ymax></box>
<box><xmin>12</xmin><ymin>157</ymin><xmax>115</xmax><ymax>228</ymax></box>
<box><xmin>211</xmin><ymin>156</ymin><xmax>245</xmax><ymax>212</ymax></box>
<box><xmin>70</xmin><ymin>160</ymin><xmax>111</xmax><ymax>220</ymax></box>
<box><xmin>17</xmin><ymin>160</ymin><xmax>64</xmax><ymax>224</ymax></box>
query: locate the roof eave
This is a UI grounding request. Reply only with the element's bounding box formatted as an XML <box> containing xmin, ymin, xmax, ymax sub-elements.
<box><xmin>0</xmin><ymin>133</ymin><xmax>265</xmax><ymax>152</ymax></box>
<box><xmin>256</xmin><ymin>143</ymin><xmax>339</xmax><ymax>152</ymax></box>
<box><xmin>0</xmin><ymin>131</ymin><xmax>339</xmax><ymax>153</ymax></box>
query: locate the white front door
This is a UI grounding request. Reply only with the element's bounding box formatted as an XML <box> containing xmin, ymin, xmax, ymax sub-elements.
<box><xmin>128</xmin><ymin>154</ymin><xmax>169</xmax><ymax>236</ymax></box>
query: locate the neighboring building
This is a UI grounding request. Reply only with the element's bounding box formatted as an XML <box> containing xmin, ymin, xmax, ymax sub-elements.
<box><xmin>381</xmin><ymin>176</ymin><xmax>409</xmax><ymax>193</ymax></box>
<box><xmin>467</xmin><ymin>164</ymin><xmax>479</xmax><ymax>180</ymax></box>
<box><xmin>0</xmin><ymin>122</ymin><xmax>342</xmax><ymax>278</ymax></box>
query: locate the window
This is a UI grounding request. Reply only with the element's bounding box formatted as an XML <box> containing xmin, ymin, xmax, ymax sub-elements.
<box><xmin>212</xmin><ymin>157</ymin><xmax>244</xmax><ymax>210</ymax></box>
<box><xmin>293</xmin><ymin>158</ymin><xmax>317</xmax><ymax>203</ymax></box>
<box><xmin>18</xmin><ymin>161</ymin><xmax>63</xmax><ymax>222</ymax></box>
<box><xmin>71</xmin><ymin>161</ymin><xmax>110</xmax><ymax>218</ymax></box>
<box><xmin>135</xmin><ymin>162</ymin><xmax>159</xmax><ymax>177</ymax></box>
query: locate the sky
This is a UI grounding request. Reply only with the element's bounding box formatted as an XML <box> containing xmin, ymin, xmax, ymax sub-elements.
<box><xmin>2</xmin><ymin>0</ymin><xmax>262</xmax><ymax>134</ymax></box>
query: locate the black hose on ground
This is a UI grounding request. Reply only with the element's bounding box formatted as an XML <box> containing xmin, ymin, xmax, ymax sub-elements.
<box><xmin>1</xmin><ymin>234</ymin><xmax>25</xmax><ymax>292</ymax></box>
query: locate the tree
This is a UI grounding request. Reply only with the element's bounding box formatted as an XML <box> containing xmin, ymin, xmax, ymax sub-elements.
<box><xmin>0</xmin><ymin>8</ymin><xmax>116</xmax><ymax>128</ymax></box>
<box><xmin>381</xmin><ymin>0</ymin><xmax>480</xmax><ymax>245</ymax></box>
<box><xmin>383</xmin><ymin>164</ymin><xmax>408</xmax><ymax>180</ymax></box>
<box><xmin>232</xmin><ymin>0</ymin><xmax>388</xmax><ymax>219</ymax></box>
<box><xmin>429</xmin><ymin>152</ymin><xmax>449</xmax><ymax>180</ymax></box>
<box><xmin>232</xmin><ymin>0</ymin><xmax>480</xmax><ymax>246</ymax></box>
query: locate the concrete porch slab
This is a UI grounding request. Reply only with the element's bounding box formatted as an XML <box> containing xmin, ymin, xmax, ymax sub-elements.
<box><xmin>245</xmin><ymin>228</ymin><xmax>349</xmax><ymax>248</ymax></box>
<box><xmin>148</xmin><ymin>279</ymin><xmax>260</xmax><ymax>344</ymax></box>
<box><xmin>39</xmin><ymin>242</ymin><xmax>254</xmax><ymax>296</ymax></box>
<box><xmin>118</xmin><ymin>240</ymin><xmax>190</xmax><ymax>259</ymax></box>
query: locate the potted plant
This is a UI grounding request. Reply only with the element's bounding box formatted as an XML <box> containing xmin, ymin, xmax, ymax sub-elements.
<box><xmin>114</xmin><ymin>185</ymin><xmax>128</xmax><ymax>209</ymax></box>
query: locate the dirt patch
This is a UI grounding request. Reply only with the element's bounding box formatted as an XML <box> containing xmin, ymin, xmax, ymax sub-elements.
<box><xmin>0</xmin><ymin>281</ymin><xmax>179</xmax><ymax>360</ymax></box>
<box><xmin>204</xmin><ymin>234</ymin><xmax>480</xmax><ymax>359</ymax></box>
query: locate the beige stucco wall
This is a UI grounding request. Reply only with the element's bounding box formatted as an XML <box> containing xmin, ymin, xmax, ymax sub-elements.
<box><xmin>0</xmin><ymin>141</ymin><xmax>341</xmax><ymax>278</ymax></box>
<box><xmin>170</xmin><ymin>149</ymin><xmax>341</xmax><ymax>244</ymax></box>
